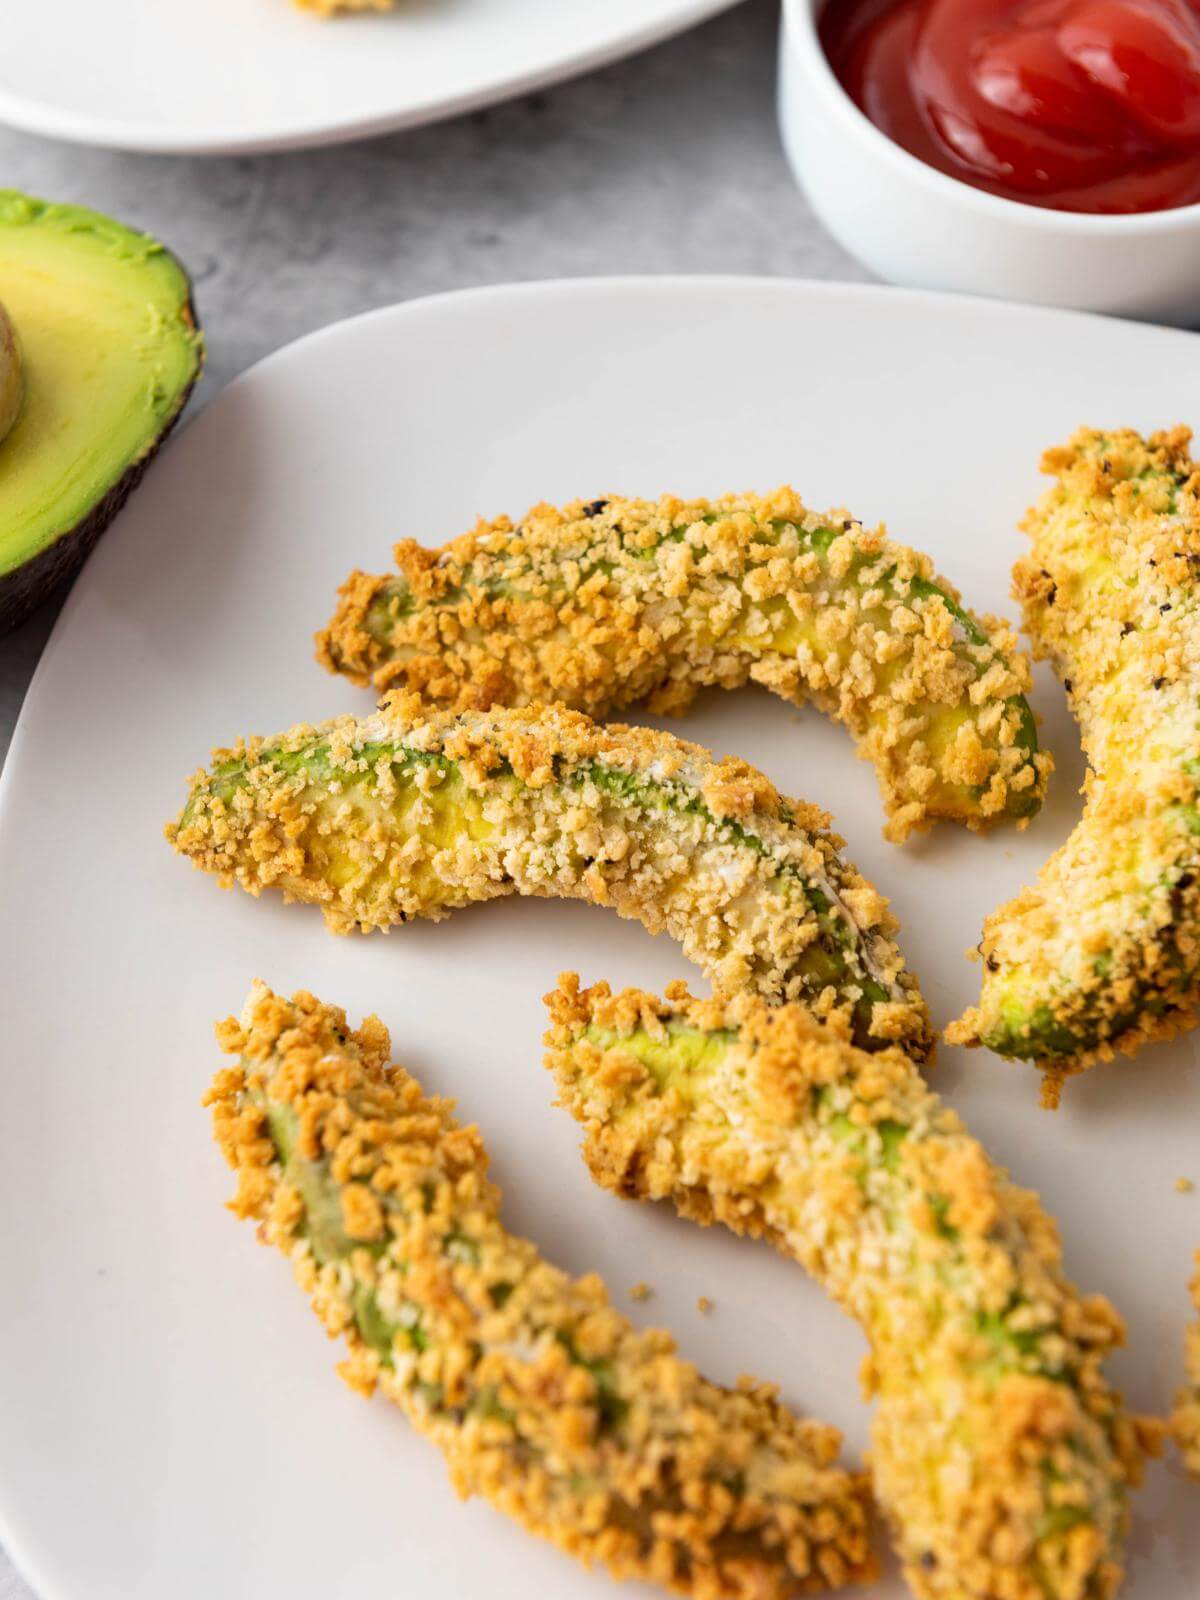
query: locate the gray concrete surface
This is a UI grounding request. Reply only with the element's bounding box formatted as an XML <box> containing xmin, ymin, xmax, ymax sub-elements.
<box><xmin>0</xmin><ymin>2</ymin><xmax>868</xmax><ymax>1592</ymax></box>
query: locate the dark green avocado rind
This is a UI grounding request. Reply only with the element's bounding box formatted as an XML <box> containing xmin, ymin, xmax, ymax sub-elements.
<box><xmin>0</xmin><ymin>417</ymin><xmax>194</xmax><ymax>634</ymax></box>
<box><xmin>0</xmin><ymin>192</ymin><xmax>204</xmax><ymax>636</ymax></box>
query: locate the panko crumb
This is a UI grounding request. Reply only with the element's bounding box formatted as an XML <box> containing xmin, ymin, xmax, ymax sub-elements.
<box><xmin>1174</xmin><ymin>1252</ymin><xmax>1200</xmax><ymax>1476</ymax></box>
<box><xmin>697</xmin><ymin>1296</ymin><xmax>714</xmax><ymax>1315</ymax></box>
<box><xmin>1178</xmin><ymin>1177</ymin><xmax>1195</xmax><ymax>1194</ymax></box>
<box><xmin>629</xmin><ymin>1282</ymin><xmax>652</xmax><ymax>1302</ymax></box>
<box><xmin>295</xmin><ymin>0</ymin><xmax>393</xmax><ymax>13</ymax></box>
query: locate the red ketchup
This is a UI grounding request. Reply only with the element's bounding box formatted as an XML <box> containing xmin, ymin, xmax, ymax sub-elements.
<box><xmin>820</xmin><ymin>0</ymin><xmax>1200</xmax><ymax>210</ymax></box>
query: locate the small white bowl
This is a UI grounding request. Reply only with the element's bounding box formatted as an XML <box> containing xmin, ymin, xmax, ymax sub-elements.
<box><xmin>778</xmin><ymin>0</ymin><xmax>1200</xmax><ymax>323</ymax></box>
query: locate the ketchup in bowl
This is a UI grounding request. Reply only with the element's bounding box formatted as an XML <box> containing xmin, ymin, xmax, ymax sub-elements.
<box><xmin>820</xmin><ymin>0</ymin><xmax>1200</xmax><ymax>211</ymax></box>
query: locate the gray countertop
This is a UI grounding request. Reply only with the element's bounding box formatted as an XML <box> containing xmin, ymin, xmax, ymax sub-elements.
<box><xmin>0</xmin><ymin>3</ymin><xmax>865</xmax><ymax>1592</ymax></box>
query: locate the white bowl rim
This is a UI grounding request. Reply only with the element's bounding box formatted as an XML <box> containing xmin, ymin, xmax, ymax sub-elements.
<box><xmin>783</xmin><ymin>0</ymin><xmax>1200</xmax><ymax>234</ymax></box>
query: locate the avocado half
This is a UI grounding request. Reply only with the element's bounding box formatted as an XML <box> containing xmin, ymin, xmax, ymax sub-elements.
<box><xmin>0</xmin><ymin>192</ymin><xmax>204</xmax><ymax>633</ymax></box>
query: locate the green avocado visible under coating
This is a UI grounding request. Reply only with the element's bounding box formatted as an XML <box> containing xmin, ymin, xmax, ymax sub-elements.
<box><xmin>168</xmin><ymin>696</ymin><xmax>931</xmax><ymax>1059</ymax></box>
<box><xmin>544</xmin><ymin>977</ymin><xmax>1154</xmax><ymax>1600</ymax></box>
<box><xmin>316</xmin><ymin>487</ymin><xmax>1048</xmax><ymax>843</ymax></box>
<box><xmin>208</xmin><ymin>982</ymin><xmax>876</xmax><ymax>1598</ymax></box>
<box><xmin>948</xmin><ymin>428</ymin><xmax>1200</xmax><ymax>1094</ymax></box>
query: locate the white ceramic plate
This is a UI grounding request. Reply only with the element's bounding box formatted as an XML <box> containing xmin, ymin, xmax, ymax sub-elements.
<box><xmin>0</xmin><ymin>0</ymin><xmax>740</xmax><ymax>156</ymax></box>
<box><xmin>2</xmin><ymin>279</ymin><xmax>1198</xmax><ymax>1600</ymax></box>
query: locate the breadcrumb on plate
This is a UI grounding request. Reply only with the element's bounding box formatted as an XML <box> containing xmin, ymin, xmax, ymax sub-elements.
<box><xmin>1173</xmin><ymin>1253</ymin><xmax>1200</xmax><ymax>1477</ymax></box>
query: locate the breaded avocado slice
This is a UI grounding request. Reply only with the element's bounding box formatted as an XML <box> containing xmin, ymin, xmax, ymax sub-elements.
<box><xmin>209</xmin><ymin>982</ymin><xmax>876</xmax><ymax>1597</ymax></box>
<box><xmin>949</xmin><ymin>428</ymin><xmax>1200</xmax><ymax>1097</ymax></box>
<box><xmin>168</xmin><ymin>696</ymin><xmax>931</xmax><ymax>1059</ymax></box>
<box><xmin>316</xmin><ymin>489</ymin><xmax>1048</xmax><ymax>842</ymax></box>
<box><xmin>544</xmin><ymin>977</ymin><xmax>1155</xmax><ymax>1600</ymax></box>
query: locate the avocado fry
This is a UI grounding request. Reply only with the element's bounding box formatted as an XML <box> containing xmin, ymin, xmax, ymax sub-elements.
<box><xmin>544</xmin><ymin>976</ymin><xmax>1155</xmax><ymax>1600</ymax></box>
<box><xmin>209</xmin><ymin>982</ymin><xmax>876</xmax><ymax>1598</ymax></box>
<box><xmin>948</xmin><ymin>428</ymin><xmax>1200</xmax><ymax>1097</ymax></box>
<box><xmin>1173</xmin><ymin>1255</ymin><xmax>1200</xmax><ymax>1477</ymax></box>
<box><xmin>168</xmin><ymin>695</ymin><xmax>931</xmax><ymax>1059</ymax></box>
<box><xmin>316</xmin><ymin>489</ymin><xmax>1048</xmax><ymax>843</ymax></box>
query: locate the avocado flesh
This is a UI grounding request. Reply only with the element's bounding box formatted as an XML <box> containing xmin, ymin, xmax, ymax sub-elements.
<box><xmin>0</xmin><ymin>302</ymin><xmax>22</xmax><ymax>448</ymax></box>
<box><xmin>0</xmin><ymin>192</ymin><xmax>203</xmax><ymax>632</ymax></box>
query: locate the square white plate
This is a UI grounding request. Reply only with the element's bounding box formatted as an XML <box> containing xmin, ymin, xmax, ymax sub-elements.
<box><xmin>1</xmin><ymin>279</ymin><xmax>1197</xmax><ymax>1600</ymax></box>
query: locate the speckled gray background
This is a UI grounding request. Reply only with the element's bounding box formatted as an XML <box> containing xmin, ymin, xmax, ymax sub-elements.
<box><xmin>0</xmin><ymin>3</ymin><xmax>869</xmax><ymax>1592</ymax></box>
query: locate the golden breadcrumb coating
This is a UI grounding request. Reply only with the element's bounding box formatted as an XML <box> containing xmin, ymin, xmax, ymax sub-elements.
<box><xmin>949</xmin><ymin>428</ymin><xmax>1200</xmax><ymax>1097</ymax></box>
<box><xmin>316</xmin><ymin>489</ymin><xmax>1048</xmax><ymax>843</ymax></box>
<box><xmin>295</xmin><ymin>0</ymin><xmax>393</xmax><ymax>13</ymax></box>
<box><xmin>1173</xmin><ymin>1253</ymin><xmax>1200</xmax><ymax>1477</ymax></box>
<box><xmin>208</xmin><ymin>982</ymin><xmax>876</xmax><ymax>1597</ymax></box>
<box><xmin>545</xmin><ymin>976</ymin><xmax>1159</xmax><ymax>1600</ymax></box>
<box><xmin>168</xmin><ymin>694</ymin><xmax>931</xmax><ymax>1059</ymax></box>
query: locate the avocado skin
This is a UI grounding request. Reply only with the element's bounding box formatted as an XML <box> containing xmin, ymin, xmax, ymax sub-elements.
<box><xmin>0</xmin><ymin>419</ymin><xmax>188</xmax><ymax>631</ymax></box>
<box><xmin>0</xmin><ymin>196</ymin><xmax>204</xmax><ymax>636</ymax></box>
